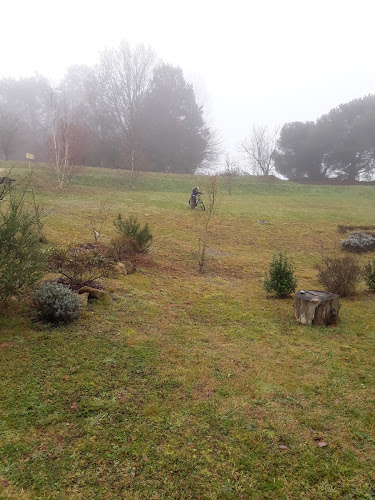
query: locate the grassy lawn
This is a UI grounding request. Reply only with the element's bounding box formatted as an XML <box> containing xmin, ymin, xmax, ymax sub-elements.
<box><xmin>1</xmin><ymin>162</ymin><xmax>375</xmax><ymax>499</ymax></box>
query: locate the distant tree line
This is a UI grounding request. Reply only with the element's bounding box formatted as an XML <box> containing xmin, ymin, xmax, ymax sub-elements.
<box><xmin>0</xmin><ymin>41</ymin><xmax>219</xmax><ymax>174</ymax></box>
<box><xmin>240</xmin><ymin>95</ymin><xmax>375</xmax><ymax>182</ymax></box>
<box><xmin>275</xmin><ymin>95</ymin><xmax>375</xmax><ymax>181</ymax></box>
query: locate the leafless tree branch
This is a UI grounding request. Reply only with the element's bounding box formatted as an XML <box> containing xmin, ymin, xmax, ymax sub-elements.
<box><xmin>240</xmin><ymin>125</ymin><xmax>280</xmax><ymax>175</ymax></box>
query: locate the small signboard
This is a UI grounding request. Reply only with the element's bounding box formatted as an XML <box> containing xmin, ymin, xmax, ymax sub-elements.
<box><xmin>26</xmin><ymin>153</ymin><xmax>34</xmax><ymax>160</ymax></box>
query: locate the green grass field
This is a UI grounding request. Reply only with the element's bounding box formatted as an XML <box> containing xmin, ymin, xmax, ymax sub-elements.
<box><xmin>1</xmin><ymin>162</ymin><xmax>375</xmax><ymax>499</ymax></box>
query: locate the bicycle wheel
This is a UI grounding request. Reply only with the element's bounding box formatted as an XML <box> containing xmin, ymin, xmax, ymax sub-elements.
<box><xmin>200</xmin><ymin>201</ymin><xmax>205</xmax><ymax>211</ymax></box>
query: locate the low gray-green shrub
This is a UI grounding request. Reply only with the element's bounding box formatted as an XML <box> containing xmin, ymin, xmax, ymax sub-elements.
<box><xmin>113</xmin><ymin>214</ymin><xmax>152</xmax><ymax>255</ymax></box>
<box><xmin>36</xmin><ymin>282</ymin><xmax>80</xmax><ymax>323</ymax></box>
<box><xmin>341</xmin><ymin>232</ymin><xmax>375</xmax><ymax>252</ymax></box>
<box><xmin>364</xmin><ymin>258</ymin><xmax>375</xmax><ymax>292</ymax></box>
<box><xmin>264</xmin><ymin>252</ymin><xmax>297</xmax><ymax>298</ymax></box>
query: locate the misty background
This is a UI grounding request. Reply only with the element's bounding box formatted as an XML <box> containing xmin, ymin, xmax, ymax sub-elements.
<box><xmin>1</xmin><ymin>0</ymin><xmax>375</xmax><ymax>178</ymax></box>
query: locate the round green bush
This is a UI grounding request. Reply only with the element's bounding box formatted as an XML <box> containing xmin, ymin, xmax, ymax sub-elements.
<box><xmin>114</xmin><ymin>214</ymin><xmax>152</xmax><ymax>254</ymax></box>
<box><xmin>36</xmin><ymin>282</ymin><xmax>80</xmax><ymax>323</ymax></box>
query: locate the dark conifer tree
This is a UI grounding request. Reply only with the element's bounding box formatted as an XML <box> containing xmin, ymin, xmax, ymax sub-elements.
<box><xmin>138</xmin><ymin>64</ymin><xmax>210</xmax><ymax>173</ymax></box>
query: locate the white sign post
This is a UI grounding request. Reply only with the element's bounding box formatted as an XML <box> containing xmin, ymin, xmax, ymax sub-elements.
<box><xmin>26</xmin><ymin>153</ymin><xmax>35</xmax><ymax>170</ymax></box>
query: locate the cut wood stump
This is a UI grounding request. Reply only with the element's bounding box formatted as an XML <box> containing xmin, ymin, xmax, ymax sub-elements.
<box><xmin>294</xmin><ymin>290</ymin><xmax>340</xmax><ymax>326</ymax></box>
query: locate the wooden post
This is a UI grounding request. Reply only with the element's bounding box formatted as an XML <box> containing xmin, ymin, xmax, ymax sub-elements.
<box><xmin>294</xmin><ymin>290</ymin><xmax>340</xmax><ymax>326</ymax></box>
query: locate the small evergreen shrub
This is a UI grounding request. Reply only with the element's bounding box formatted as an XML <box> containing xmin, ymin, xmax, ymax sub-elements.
<box><xmin>341</xmin><ymin>232</ymin><xmax>375</xmax><ymax>252</ymax></box>
<box><xmin>264</xmin><ymin>252</ymin><xmax>297</xmax><ymax>298</ymax></box>
<box><xmin>0</xmin><ymin>193</ymin><xmax>46</xmax><ymax>300</ymax></box>
<box><xmin>315</xmin><ymin>254</ymin><xmax>361</xmax><ymax>296</ymax></box>
<box><xmin>364</xmin><ymin>258</ymin><xmax>375</xmax><ymax>292</ymax></box>
<box><xmin>36</xmin><ymin>282</ymin><xmax>80</xmax><ymax>323</ymax></box>
<box><xmin>114</xmin><ymin>214</ymin><xmax>152</xmax><ymax>254</ymax></box>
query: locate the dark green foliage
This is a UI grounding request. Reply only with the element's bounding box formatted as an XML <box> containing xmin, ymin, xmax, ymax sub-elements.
<box><xmin>138</xmin><ymin>64</ymin><xmax>210</xmax><ymax>173</ymax></box>
<box><xmin>0</xmin><ymin>192</ymin><xmax>46</xmax><ymax>300</ymax></box>
<box><xmin>315</xmin><ymin>255</ymin><xmax>362</xmax><ymax>297</ymax></box>
<box><xmin>364</xmin><ymin>258</ymin><xmax>375</xmax><ymax>291</ymax></box>
<box><xmin>275</xmin><ymin>95</ymin><xmax>375</xmax><ymax>181</ymax></box>
<box><xmin>317</xmin><ymin>95</ymin><xmax>375</xmax><ymax>181</ymax></box>
<box><xmin>274</xmin><ymin>121</ymin><xmax>325</xmax><ymax>181</ymax></box>
<box><xmin>36</xmin><ymin>282</ymin><xmax>80</xmax><ymax>323</ymax></box>
<box><xmin>0</xmin><ymin>75</ymin><xmax>49</xmax><ymax>162</ymax></box>
<box><xmin>48</xmin><ymin>246</ymin><xmax>117</xmax><ymax>288</ymax></box>
<box><xmin>0</xmin><ymin>173</ymin><xmax>14</xmax><ymax>201</ymax></box>
<box><xmin>114</xmin><ymin>214</ymin><xmax>152</xmax><ymax>254</ymax></box>
<box><xmin>264</xmin><ymin>253</ymin><xmax>297</xmax><ymax>298</ymax></box>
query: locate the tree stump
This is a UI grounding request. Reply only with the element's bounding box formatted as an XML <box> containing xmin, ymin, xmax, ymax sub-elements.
<box><xmin>294</xmin><ymin>290</ymin><xmax>340</xmax><ymax>326</ymax></box>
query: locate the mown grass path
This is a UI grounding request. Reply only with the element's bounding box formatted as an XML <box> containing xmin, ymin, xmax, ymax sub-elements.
<box><xmin>1</xmin><ymin>163</ymin><xmax>375</xmax><ymax>498</ymax></box>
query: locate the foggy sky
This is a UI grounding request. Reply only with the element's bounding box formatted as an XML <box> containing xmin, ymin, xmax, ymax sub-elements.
<box><xmin>2</xmin><ymin>0</ymin><xmax>375</xmax><ymax>158</ymax></box>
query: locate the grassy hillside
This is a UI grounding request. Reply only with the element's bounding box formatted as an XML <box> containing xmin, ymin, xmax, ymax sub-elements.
<box><xmin>1</xmin><ymin>162</ymin><xmax>375</xmax><ymax>499</ymax></box>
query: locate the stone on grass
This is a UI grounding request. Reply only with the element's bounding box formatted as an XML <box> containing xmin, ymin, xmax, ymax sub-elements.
<box><xmin>78</xmin><ymin>286</ymin><xmax>105</xmax><ymax>300</ymax></box>
<box><xmin>115</xmin><ymin>262</ymin><xmax>128</xmax><ymax>275</ymax></box>
<box><xmin>78</xmin><ymin>292</ymin><xmax>89</xmax><ymax>306</ymax></box>
<box><xmin>123</xmin><ymin>261</ymin><xmax>136</xmax><ymax>274</ymax></box>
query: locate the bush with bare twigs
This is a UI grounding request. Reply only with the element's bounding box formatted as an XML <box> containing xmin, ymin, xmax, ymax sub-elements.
<box><xmin>48</xmin><ymin>246</ymin><xmax>117</xmax><ymax>289</ymax></box>
<box><xmin>315</xmin><ymin>254</ymin><xmax>362</xmax><ymax>296</ymax></box>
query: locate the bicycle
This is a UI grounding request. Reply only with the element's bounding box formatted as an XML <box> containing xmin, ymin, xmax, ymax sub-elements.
<box><xmin>189</xmin><ymin>193</ymin><xmax>205</xmax><ymax>211</ymax></box>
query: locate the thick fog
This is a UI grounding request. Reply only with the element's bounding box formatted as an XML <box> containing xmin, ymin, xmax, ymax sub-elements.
<box><xmin>1</xmin><ymin>0</ymin><xmax>375</xmax><ymax>174</ymax></box>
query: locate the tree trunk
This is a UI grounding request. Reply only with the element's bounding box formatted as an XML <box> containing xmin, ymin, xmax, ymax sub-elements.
<box><xmin>294</xmin><ymin>290</ymin><xmax>340</xmax><ymax>326</ymax></box>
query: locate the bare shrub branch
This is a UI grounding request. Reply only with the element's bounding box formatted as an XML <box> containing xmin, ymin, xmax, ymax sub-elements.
<box><xmin>315</xmin><ymin>254</ymin><xmax>362</xmax><ymax>296</ymax></box>
<box><xmin>221</xmin><ymin>154</ymin><xmax>240</xmax><ymax>195</ymax></box>
<box><xmin>197</xmin><ymin>175</ymin><xmax>221</xmax><ymax>273</ymax></box>
<box><xmin>85</xmin><ymin>201</ymin><xmax>114</xmax><ymax>243</ymax></box>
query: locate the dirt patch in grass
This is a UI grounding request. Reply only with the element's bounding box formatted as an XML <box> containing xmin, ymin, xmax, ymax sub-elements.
<box><xmin>0</xmin><ymin>342</ymin><xmax>16</xmax><ymax>349</ymax></box>
<box><xmin>338</xmin><ymin>224</ymin><xmax>375</xmax><ymax>233</ymax></box>
<box><xmin>205</xmin><ymin>246</ymin><xmax>229</xmax><ymax>257</ymax></box>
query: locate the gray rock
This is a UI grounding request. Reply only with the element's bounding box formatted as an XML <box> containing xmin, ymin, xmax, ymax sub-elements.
<box><xmin>78</xmin><ymin>286</ymin><xmax>105</xmax><ymax>300</ymax></box>
<box><xmin>123</xmin><ymin>261</ymin><xmax>136</xmax><ymax>274</ymax></box>
<box><xmin>115</xmin><ymin>262</ymin><xmax>128</xmax><ymax>275</ymax></box>
<box><xmin>78</xmin><ymin>292</ymin><xmax>89</xmax><ymax>306</ymax></box>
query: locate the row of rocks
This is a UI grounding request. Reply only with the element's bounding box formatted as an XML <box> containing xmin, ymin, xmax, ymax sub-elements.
<box><xmin>76</xmin><ymin>261</ymin><xmax>136</xmax><ymax>306</ymax></box>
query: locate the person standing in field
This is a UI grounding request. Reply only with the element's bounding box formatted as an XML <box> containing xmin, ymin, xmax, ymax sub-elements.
<box><xmin>190</xmin><ymin>186</ymin><xmax>202</xmax><ymax>209</ymax></box>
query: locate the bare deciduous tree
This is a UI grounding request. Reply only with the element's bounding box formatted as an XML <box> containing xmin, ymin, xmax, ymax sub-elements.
<box><xmin>98</xmin><ymin>41</ymin><xmax>157</xmax><ymax>178</ymax></box>
<box><xmin>197</xmin><ymin>175</ymin><xmax>220</xmax><ymax>273</ymax></box>
<box><xmin>45</xmin><ymin>88</ymin><xmax>77</xmax><ymax>190</ymax></box>
<box><xmin>240</xmin><ymin>125</ymin><xmax>279</xmax><ymax>176</ymax></box>
<box><xmin>0</xmin><ymin>108</ymin><xmax>22</xmax><ymax>161</ymax></box>
<box><xmin>222</xmin><ymin>154</ymin><xmax>240</xmax><ymax>195</ymax></box>
<box><xmin>200</xmin><ymin>127</ymin><xmax>224</xmax><ymax>172</ymax></box>
<box><xmin>30</xmin><ymin>189</ymin><xmax>54</xmax><ymax>242</ymax></box>
<box><xmin>86</xmin><ymin>201</ymin><xmax>114</xmax><ymax>243</ymax></box>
